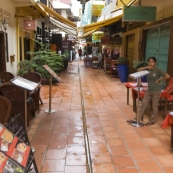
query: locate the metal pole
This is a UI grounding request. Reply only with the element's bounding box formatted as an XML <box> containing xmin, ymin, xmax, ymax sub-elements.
<box><xmin>132</xmin><ymin>78</ymin><xmax>144</xmax><ymax>127</ymax></box>
<box><xmin>24</xmin><ymin>90</ymin><xmax>27</xmax><ymax>129</ymax></box>
<box><xmin>45</xmin><ymin>75</ymin><xmax>56</xmax><ymax>113</ymax></box>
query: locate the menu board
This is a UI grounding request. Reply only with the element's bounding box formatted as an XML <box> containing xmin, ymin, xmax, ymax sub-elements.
<box><xmin>0</xmin><ymin>124</ymin><xmax>38</xmax><ymax>173</ymax></box>
<box><xmin>0</xmin><ymin>152</ymin><xmax>25</xmax><ymax>173</ymax></box>
<box><xmin>11</xmin><ymin>77</ymin><xmax>39</xmax><ymax>91</ymax></box>
<box><xmin>6</xmin><ymin>114</ymin><xmax>30</xmax><ymax>145</ymax></box>
<box><xmin>43</xmin><ymin>65</ymin><xmax>61</xmax><ymax>82</ymax></box>
<box><xmin>129</xmin><ymin>70</ymin><xmax>150</xmax><ymax>79</ymax></box>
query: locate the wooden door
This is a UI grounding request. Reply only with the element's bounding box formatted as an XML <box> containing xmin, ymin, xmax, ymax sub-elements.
<box><xmin>0</xmin><ymin>32</ymin><xmax>6</xmax><ymax>71</ymax></box>
<box><xmin>126</xmin><ymin>34</ymin><xmax>135</xmax><ymax>73</ymax></box>
<box><xmin>24</xmin><ymin>38</ymin><xmax>30</xmax><ymax>60</ymax></box>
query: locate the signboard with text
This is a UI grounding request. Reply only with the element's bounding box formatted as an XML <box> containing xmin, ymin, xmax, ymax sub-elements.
<box><xmin>43</xmin><ymin>65</ymin><xmax>61</xmax><ymax>82</ymax></box>
<box><xmin>23</xmin><ymin>20</ymin><xmax>37</xmax><ymax>31</ymax></box>
<box><xmin>123</xmin><ymin>6</ymin><xmax>156</xmax><ymax>22</ymax></box>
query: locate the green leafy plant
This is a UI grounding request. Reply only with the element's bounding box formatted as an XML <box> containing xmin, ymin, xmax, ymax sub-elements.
<box><xmin>28</xmin><ymin>40</ymin><xmax>63</xmax><ymax>78</ymax></box>
<box><xmin>118</xmin><ymin>57</ymin><xmax>128</xmax><ymax>64</ymax></box>
<box><xmin>133</xmin><ymin>61</ymin><xmax>148</xmax><ymax>70</ymax></box>
<box><xmin>17</xmin><ymin>60</ymin><xmax>32</xmax><ymax>76</ymax></box>
<box><xmin>64</xmin><ymin>50</ymin><xmax>70</xmax><ymax>60</ymax></box>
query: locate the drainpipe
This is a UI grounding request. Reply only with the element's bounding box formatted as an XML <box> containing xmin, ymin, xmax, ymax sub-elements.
<box><xmin>42</xmin><ymin>22</ymin><xmax>45</xmax><ymax>44</ymax></box>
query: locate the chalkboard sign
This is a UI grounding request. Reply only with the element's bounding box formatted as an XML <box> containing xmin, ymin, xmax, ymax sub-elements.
<box><xmin>6</xmin><ymin>114</ymin><xmax>30</xmax><ymax>145</ymax></box>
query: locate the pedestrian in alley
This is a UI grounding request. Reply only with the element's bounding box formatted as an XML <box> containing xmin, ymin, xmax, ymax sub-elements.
<box><xmin>98</xmin><ymin>50</ymin><xmax>102</xmax><ymax>69</ymax></box>
<box><xmin>135</xmin><ymin>57</ymin><xmax>170</xmax><ymax>126</ymax></box>
<box><xmin>78</xmin><ymin>47</ymin><xmax>82</xmax><ymax>60</ymax></box>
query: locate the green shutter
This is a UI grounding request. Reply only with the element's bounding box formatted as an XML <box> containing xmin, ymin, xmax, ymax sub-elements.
<box><xmin>145</xmin><ymin>23</ymin><xmax>170</xmax><ymax>72</ymax></box>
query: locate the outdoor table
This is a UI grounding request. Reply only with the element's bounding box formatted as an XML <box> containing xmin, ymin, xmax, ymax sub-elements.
<box><xmin>162</xmin><ymin>112</ymin><xmax>173</xmax><ymax>152</ymax></box>
<box><xmin>125</xmin><ymin>82</ymin><xmax>148</xmax><ymax>105</ymax></box>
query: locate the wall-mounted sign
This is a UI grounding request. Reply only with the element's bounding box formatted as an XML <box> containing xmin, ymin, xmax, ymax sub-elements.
<box><xmin>123</xmin><ymin>6</ymin><xmax>157</xmax><ymax>22</ymax></box>
<box><xmin>23</xmin><ymin>20</ymin><xmax>37</xmax><ymax>31</ymax></box>
<box><xmin>92</xmin><ymin>32</ymin><xmax>104</xmax><ymax>41</ymax></box>
<box><xmin>25</xmin><ymin>32</ymin><xmax>31</xmax><ymax>39</ymax></box>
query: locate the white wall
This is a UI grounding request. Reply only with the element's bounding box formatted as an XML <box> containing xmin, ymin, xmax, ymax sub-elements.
<box><xmin>0</xmin><ymin>0</ymin><xmax>17</xmax><ymax>76</ymax></box>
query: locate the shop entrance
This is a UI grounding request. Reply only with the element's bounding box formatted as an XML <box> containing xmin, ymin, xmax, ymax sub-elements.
<box><xmin>145</xmin><ymin>23</ymin><xmax>170</xmax><ymax>72</ymax></box>
<box><xmin>24</xmin><ymin>38</ymin><xmax>30</xmax><ymax>60</ymax></box>
<box><xmin>0</xmin><ymin>32</ymin><xmax>6</xmax><ymax>71</ymax></box>
<box><xmin>126</xmin><ymin>34</ymin><xmax>135</xmax><ymax>73</ymax></box>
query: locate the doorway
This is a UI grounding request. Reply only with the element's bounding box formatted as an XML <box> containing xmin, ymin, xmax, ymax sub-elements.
<box><xmin>0</xmin><ymin>32</ymin><xmax>6</xmax><ymax>71</ymax></box>
<box><xmin>24</xmin><ymin>38</ymin><xmax>30</xmax><ymax>60</ymax></box>
<box><xmin>126</xmin><ymin>34</ymin><xmax>135</xmax><ymax>73</ymax></box>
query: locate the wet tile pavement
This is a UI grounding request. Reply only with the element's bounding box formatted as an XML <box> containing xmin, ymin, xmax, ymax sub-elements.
<box><xmin>27</xmin><ymin>61</ymin><xmax>173</xmax><ymax>173</ymax></box>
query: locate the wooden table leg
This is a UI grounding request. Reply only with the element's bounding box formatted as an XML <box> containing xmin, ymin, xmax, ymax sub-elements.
<box><xmin>170</xmin><ymin>125</ymin><xmax>173</xmax><ymax>153</ymax></box>
<box><xmin>127</xmin><ymin>87</ymin><xmax>129</xmax><ymax>105</ymax></box>
<box><xmin>133</xmin><ymin>93</ymin><xmax>137</xmax><ymax>113</ymax></box>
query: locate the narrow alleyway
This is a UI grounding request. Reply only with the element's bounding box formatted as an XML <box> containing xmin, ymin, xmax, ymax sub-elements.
<box><xmin>28</xmin><ymin>61</ymin><xmax>173</xmax><ymax>173</ymax></box>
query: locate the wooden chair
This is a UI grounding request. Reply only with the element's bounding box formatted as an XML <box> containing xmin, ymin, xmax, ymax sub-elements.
<box><xmin>0</xmin><ymin>71</ymin><xmax>14</xmax><ymax>83</ymax></box>
<box><xmin>0</xmin><ymin>96</ymin><xmax>12</xmax><ymax>125</ymax></box>
<box><xmin>92</xmin><ymin>56</ymin><xmax>99</xmax><ymax>68</ymax></box>
<box><xmin>23</xmin><ymin>72</ymin><xmax>43</xmax><ymax>110</ymax></box>
<box><xmin>0</xmin><ymin>84</ymin><xmax>35</xmax><ymax>127</ymax></box>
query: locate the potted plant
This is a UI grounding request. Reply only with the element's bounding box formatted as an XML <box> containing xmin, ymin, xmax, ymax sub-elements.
<box><xmin>28</xmin><ymin>40</ymin><xmax>63</xmax><ymax>85</ymax></box>
<box><xmin>17</xmin><ymin>60</ymin><xmax>32</xmax><ymax>76</ymax></box>
<box><xmin>133</xmin><ymin>61</ymin><xmax>148</xmax><ymax>82</ymax></box>
<box><xmin>117</xmin><ymin>57</ymin><xmax>129</xmax><ymax>82</ymax></box>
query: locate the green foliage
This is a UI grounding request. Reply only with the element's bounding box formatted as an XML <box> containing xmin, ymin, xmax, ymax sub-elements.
<box><xmin>28</xmin><ymin>40</ymin><xmax>63</xmax><ymax>78</ymax></box>
<box><xmin>118</xmin><ymin>57</ymin><xmax>128</xmax><ymax>64</ymax></box>
<box><xmin>133</xmin><ymin>61</ymin><xmax>148</xmax><ymax>70</ymax></box>
<box><xmin>17</xmin><ymin>60</ymin><xmax>32</xmax><ymax>76</ymax></box>
<box><xmin>63</xmin><ymin>50</ymin><xmax>70</xmax><ymax>60</ymax></box>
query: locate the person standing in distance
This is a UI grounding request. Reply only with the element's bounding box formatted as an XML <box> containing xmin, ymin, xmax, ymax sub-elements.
<box><xmin>137</xmin><ymin>57</ymin><xmax>170</xmax><ymax>126</ymax></box>
<box><xmin>78</xmin><ymin>47</ymin><xmax>82</xmax><ymax>60</ymax></box>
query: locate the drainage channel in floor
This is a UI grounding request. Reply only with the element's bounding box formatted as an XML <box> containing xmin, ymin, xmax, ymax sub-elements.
<box><xmin>78</xmin><ymin>63</ymin><xmax>93</xmax><ymax>173</ymax></box>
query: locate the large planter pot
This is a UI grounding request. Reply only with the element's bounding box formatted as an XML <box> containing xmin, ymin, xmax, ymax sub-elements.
<box><xmin>141</xmin><ymin>76</ymin><xmax>147</xmax><ymax>82</ymax></box>
<box><xmin>118</xmin><ymin>64</ymin><xmax>129</xmax><ymax>83</ymax></box>
<box><xmin>41</xmin><ymin>78</ymin><xmax>50</xmax><ymax>85</ymax></box>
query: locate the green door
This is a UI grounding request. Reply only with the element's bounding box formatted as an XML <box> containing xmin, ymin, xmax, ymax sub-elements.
<box><xmin>145</xmin><ymin>23</ymin><xmax>170</xmax><ymax>72</ymax></box>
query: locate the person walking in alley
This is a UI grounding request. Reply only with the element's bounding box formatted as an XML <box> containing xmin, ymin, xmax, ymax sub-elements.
<box><xmin>135</xmin><ymin>57</ymin><xmax>170</xmax><ymax>126</ymax></box>
<box><xmin>78</xmin><ymin>47</ymin><xmax>82</xmax><ymax>60</ymax></box>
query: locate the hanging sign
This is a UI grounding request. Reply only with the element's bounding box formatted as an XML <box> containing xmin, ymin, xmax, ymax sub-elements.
<box><xmin>123</xmin><ymin>6</ymin><xmax>157</xmax><ymax>22</ymax></box>
<box><xmin>23</xmin><ymin>20</ymin><xmax>37</xmax><ymax>31</ymax></box>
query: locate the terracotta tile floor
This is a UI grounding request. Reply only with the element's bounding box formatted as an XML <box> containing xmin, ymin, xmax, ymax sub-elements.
<box><xmin>27</xmin><ymin>61</ymin><xmax>173</xmax><ymax>173</ymax></box>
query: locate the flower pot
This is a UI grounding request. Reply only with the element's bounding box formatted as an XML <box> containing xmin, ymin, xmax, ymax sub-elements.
<box><xmin>141</xmin><ymin>76</ymin><xmax>147</xmax><ymax>82</ymax></box>
<box><xmin>118</xmin><ymin>64</ymin><xmax>129</xmax><ymax>83</ymax></box>
<box><xmin>41</xmin><ymin>78</ymin><xmax>50</xmax><ymax>85</ymax></box>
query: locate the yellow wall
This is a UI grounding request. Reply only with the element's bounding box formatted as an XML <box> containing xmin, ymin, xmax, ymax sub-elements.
<box><xmin>16</xmin><ymin>7</ymin><xmax>35</xmax><ymax>61</ymax></box>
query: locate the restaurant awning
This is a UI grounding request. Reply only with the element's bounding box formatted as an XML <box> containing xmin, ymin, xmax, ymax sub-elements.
<box><xmin>50</xmin><ymin>17</ymin><xmax>76</xmax><ymax>36</ymax></box>
<box><xmin>83</xmin><ymin>14</ymin><xmax>122</xmax><ymax>33</ymax></box>
<box><xmin>40</xmin><ymin>2</ymin><xmax>77</xmax><ymax>29</ymax></box>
